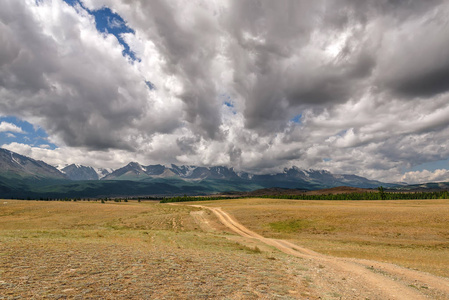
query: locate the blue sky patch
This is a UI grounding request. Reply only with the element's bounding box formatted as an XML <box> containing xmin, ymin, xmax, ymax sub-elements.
<box><xmin>0</xmin><ymin>116</ymin><xmax>57</xmax><ymax>150</ymax></box>
<box><xmin>219</xmin><ymin>93</ymin><xmax>237</xmax><ymax>114</ymax></box>
<box><xmin>62</xmin><ymin>0</ymin><xmax>78</xmax><ymax>6</ymax></box>
<box><xmin>63</xmin><ymin>0</ymin><xmax>138</xmax><ymax>61</ymax></box>
<box><xmin>223</xmin><ymin>101</ymin><xmax>237</xmax><ymax>115</ymax></box>
<box><xmin>220</xmin><ymin>93</ymin><xmax>233</xmax><ymax>107</ymax></box>
<box><xmin>290</xmin><ymin>114</ymin><xmax>302</xmax><ymax>124</ymax></box>
<box><xmin>145</xmin><ymin>81</ymin><xmax>156</xmax><ymax>90</ymax></box>
<box><xmin>224</xmin><ymin>101</ymin><xmax>234</xmax><ymax>108</ymax></box>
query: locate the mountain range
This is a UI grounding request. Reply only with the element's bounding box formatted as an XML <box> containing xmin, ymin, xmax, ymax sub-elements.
<box><xmin>100</xmin><ymin>161</ymin><xmax>387</xmax><ymax>189</ymax></box>
<box><xmin>0</xmin><ymin>147</ymin><xmax>393</xmax><ymax>198</ymax></box>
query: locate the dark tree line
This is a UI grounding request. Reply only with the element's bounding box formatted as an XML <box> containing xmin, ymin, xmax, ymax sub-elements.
<box><xmin>160</xmin><ymin>188</ymin><xmax>449</xmax><ymax>203</ymax></box>
<box><xmin>9</xmin><ymin>188</ymin><xmax>449</xmax><ymax>203</ymax></box>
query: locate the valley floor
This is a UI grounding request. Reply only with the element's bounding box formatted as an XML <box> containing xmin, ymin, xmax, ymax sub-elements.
<box><xmin>1</xmin><ymin>199</ymin><xmax>449</xmax><ymax>299</ymax></box>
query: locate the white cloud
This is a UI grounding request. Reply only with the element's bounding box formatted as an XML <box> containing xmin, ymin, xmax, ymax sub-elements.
<box><xmin>107</xmin><ymin>16</ymin><xmax>123</xmax><ymax>29</ymax></box>
<box><xmin>0</xmin><ymin>121</ymin><xmax>24</xmax><ymax>133</ymax></box>
<box><xmin>401</xmin><ymin>169</ymin><xmax>449</xmax><ymax>185</ymax></box>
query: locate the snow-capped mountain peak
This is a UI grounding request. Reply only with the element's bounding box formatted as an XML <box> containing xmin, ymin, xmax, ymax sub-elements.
<box><xmin>61</xmin><ymin>164</ymin><xmax>99</xmax><ymax>180</ymax></box>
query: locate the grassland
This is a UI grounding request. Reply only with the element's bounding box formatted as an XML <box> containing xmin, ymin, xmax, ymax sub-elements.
<box><xmin>0</xmin><ymin>200</ymin><xmax>316</xmax><ymax>299</ymax></box>
<box><xmin>197</xmin><ymin>198</ymin><xmax>449</xmax><ymax>278</ymax></box>
<box><xmin>2</xmin><ymin>198</ymin><xmax>449</xmax><ymax>299</ymax></box>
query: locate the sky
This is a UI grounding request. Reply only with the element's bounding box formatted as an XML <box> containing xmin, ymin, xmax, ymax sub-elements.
<box><xmin>1</xmin><ymin>0</ymin><xmax>449</xmax><ymax>184</ymax></box>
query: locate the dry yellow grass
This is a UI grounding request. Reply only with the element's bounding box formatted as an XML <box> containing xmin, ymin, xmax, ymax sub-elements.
<box><xmin>197</xmin><ymin>198</ymin><xmax>449</xmax><ymax>277</ymax></box>
<box><xmin>0</xmin><ymin>200</ymin><xmax>316</xmax><ymax>299</ymax></box>
<box><xmin>3</xmin><ymin>198</ymin><xmax>449</xmax><ymax>299</ymax></box>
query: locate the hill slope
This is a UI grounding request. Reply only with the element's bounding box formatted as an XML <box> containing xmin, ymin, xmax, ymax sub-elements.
<box><xmin>0</xmin><ymin>148</ymin><xmax>65</xmax><ymax>179</ymax></box>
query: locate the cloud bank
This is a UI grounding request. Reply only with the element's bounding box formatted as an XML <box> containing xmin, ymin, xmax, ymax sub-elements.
<box><xmin>402</xmin><ymin>169</ymin><xmax>449</xmax><ymax>185</ymax></box>
<box><xmin>1</xmin><ymin>0</ymin><xmax>449</xmax><ymax>183</ymax></box>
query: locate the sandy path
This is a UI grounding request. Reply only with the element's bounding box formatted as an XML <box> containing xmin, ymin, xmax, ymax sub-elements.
<box><xmin>189</xmin><ymin>210</ymin><xmax>215</xmax><ymax>232</ymax></box>
<box><xmin>191</xmin><ymin>204</ymin><xmax>449</xmax><ymax>299</ymax></box>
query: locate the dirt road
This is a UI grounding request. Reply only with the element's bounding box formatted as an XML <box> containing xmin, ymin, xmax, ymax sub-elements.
<box><xmin>191</xmin><ymin>204</ymin><xmax>449</xmax><ymax>299</ymax></box>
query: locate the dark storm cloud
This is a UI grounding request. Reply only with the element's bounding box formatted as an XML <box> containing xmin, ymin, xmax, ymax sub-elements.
<box><xmin>221</xmin><ymin>0</ymin><xmax>449</xmax><ymax>133</ymax></box>
<box><xmin>393</xmin><ymin>67</ymin><xmax>449</xmax><ymax>98</ymax></box>
<box><xmin>374</xmin><ymin>2</ymin><xmax>449</xmax><ymax>98</ymax></box>
<box><xmin>222</xmin><ymin>0</ymin><xmax>381</xmax><ymax>133</ymax></box>
<box><xmin>176</xmin><ymin>135</ymin><xmax>200</xmax><ymax>155</ymax></box>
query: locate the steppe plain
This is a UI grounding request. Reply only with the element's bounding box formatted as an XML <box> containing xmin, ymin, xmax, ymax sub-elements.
<box><xmin>1</xmin><ymin>198</ymin><xmax>449</xmax><ymax>299</ymax></box>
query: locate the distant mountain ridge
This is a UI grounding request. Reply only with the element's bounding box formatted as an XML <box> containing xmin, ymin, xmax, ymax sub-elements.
<box><xmin>103</xmin><ymin>163</ymin><xmax>246</xmax><ymax>181</ymax></box>
<box><xmin>101</xmin><ymin>161</ymin><xmax>386</xmax><ymax>189</ymax></box>
<box><xmin>0</xmin><ymin>147</ymin><xmax>387</xmax><ymax>188</ymax></box>
<box><xmin>0</xmin><ymin>147</ymin><xmax>395</xmax><ymax>198</ymax></box>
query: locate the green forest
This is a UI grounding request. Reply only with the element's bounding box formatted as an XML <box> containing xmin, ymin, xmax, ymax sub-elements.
<box><xmin>160</xmin><ymin>188</ymin><xmax>449</xmax><ymax>203</ymax></box>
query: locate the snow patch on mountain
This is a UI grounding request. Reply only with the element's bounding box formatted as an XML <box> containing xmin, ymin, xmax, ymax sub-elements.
<box><xmin>10</xmin><ymin>152</ymin><xmax>20</xmax><ymax>165</ymax></box>
<box><xmin>94</xmin><ymin>167</ymin><xmax>113</xmax><ymax>179</ymax></box>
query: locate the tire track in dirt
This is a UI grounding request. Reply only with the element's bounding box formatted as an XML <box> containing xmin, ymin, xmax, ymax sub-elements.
<box><xmin>189</xmin><ymin>210</ymin><xmax>215</xmax><ymax>232</ymax></box>
<box><xmin>192</xmin><ymin>204</ymin><xmax>449</xmax><ymax>300</ymax></box>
